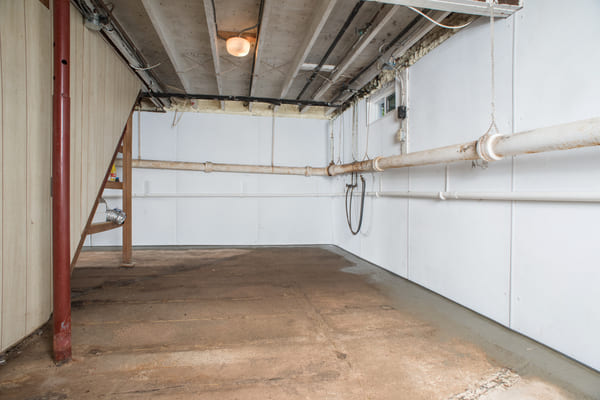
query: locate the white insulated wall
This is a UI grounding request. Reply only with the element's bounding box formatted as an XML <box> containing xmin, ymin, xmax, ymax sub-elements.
<box><xmin>334</xmin><ymin>0</ymin><xmax>600</xmax><ymax>371</ymax></box>
<box><xmin>88</xmin><ymin>0</ymin><xmax>600</xmax><ymax>372</ymax></box>
<box><xmin>90</xmin><ymin>112</ymin><xmax>334</xmax><ymax>246</ymax></box>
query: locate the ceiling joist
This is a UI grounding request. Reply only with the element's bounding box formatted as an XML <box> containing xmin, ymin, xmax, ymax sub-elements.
<box><xmin>302</xmin><ymin>4</ymin><xmax>401</xmax><ymax>112</ymax></box>
<box><xmin>327</xmin><ymin>10</ymin><xmax>451</xmax><ymax>112</ymax></box>
<box><xmin>248</xmin><ymin>0</ymin><xmax>270</xmax><ymax>112</ymax></box>
<box><xmin>141</xmin><ymin>0</ymin><xmax>192</xmax><ymax>93</ymax></box>
<box><xmin>92</xmin><ymin>0</ymin><xmax>508</xmax><ymax>114</ymax></box>
<box><xmin>279</xmin><ymin>0</ymin><xmax>338</xmax><ymax>99</ymax></box>
<box><xmin>202</xmin><ymin>0</ymin><xmax>225</xmax><ymax>110</ymax></box>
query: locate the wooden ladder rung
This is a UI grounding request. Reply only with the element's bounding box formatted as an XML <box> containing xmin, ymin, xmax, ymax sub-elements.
<box><xmin>104</xmin><ymin>180</ymin><xmax>123</xmax><ymax>190</ymax></box>
<box><xmin>87</xmin><ymin>221</ymin><xmax>121</xmax><ymax>235</ymax></box>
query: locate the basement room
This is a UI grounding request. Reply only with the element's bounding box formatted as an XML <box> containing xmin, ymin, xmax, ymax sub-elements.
<box><xmin>1</xmin><ymin>0</ymin><xmax>599</xmax><ymax>398</ymax></box>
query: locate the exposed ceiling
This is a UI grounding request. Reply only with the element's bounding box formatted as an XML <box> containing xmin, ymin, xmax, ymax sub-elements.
<box><xmin>72</xmin><ymin>0</ymin><xmax>522</xmax><ymax>115</ymax></box>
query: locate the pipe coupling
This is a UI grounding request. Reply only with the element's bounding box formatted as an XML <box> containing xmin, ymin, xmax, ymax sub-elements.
<box><xmin>372</xmin><ymin>156</ymin><xmax>384</xmax><ymax>172</ymax></box>
<box><xmin>305</xmin><ymin>166</ymin><xmax>312</xmax><ymax>177</ymax></box>
<box><xmin>476</xmin><ymin>134</ymin><xmax>503</xmax><ymax>162</ymax></box>
<box><xmin>204</xmin><ymin>162</ymin><xmax>213</xmax><ymax>173</ymax></box>
<box><xmin>326</xmin><ymin>163</ymin><xmax>335</xmax><ymax>176</ymax></box>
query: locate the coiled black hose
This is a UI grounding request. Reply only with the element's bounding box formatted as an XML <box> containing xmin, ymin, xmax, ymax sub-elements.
<box><xmin>345</xmin><ymin>172</ymin><xmax>366</xmax><ymax>235</ymax></box>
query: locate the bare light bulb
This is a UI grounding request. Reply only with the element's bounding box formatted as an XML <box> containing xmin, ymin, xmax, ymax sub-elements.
<box><xmin>226</xmin><ymin>37</ymin><xmax>251</xmax><ymax>57</ymax></box>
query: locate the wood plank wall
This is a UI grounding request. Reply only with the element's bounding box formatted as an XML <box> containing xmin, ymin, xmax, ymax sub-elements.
<box><xmin>0</xmin><ymin>1</ymin><xmax>140</xmax><ymax>352</ymax></box>
<box><xmin>69</xmin><ymin>6</ymin><xmax>141</xmax><ymax>261</ymax></box>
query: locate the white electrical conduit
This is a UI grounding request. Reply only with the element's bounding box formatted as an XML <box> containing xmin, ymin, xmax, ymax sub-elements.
<box><xmin>372</xmin><ymin>191</ymin><xmax>600</xmax><ymax>203</ymax></box>
<box><xmin>103</xmin><ymin>191</ymin><xmax>600</xmax><ymax>203</ymax></box>
<box><xmin>122</xmin><ymin>117</ymin><xmax>600</xmax><ymax>178</ymax></box>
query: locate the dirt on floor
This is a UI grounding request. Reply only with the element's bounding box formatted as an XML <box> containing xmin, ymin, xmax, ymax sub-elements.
<box><xmin>0</xmin><ymin>246</ymin><xmax>594</xmax><ymax>399</ymax></box>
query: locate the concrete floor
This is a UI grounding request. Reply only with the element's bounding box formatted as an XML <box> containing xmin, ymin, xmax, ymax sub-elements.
<box><xmin>0</xmin><ymin>246</ymin><xmax>598</xmax><ymax>399</ymax></box>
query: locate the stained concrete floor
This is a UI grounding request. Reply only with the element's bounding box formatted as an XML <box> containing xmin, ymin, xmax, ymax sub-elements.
<box><xmin>0</xmin><ymin>246</ymin><xmax>598</xmax><ymax>399</ymax></box>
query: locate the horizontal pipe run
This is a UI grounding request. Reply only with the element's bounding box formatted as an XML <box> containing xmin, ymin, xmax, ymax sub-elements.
<box><xmin>494</xmin><ymin>118</ymin><xmax>600</xmax><ymax>156</ymax></box>
<box><xmin>125</xmin><ymin>117</ymin><xmax>600</xmax><ymax>178</ymax></box>
<box><xmin>374</xmin><ymin>191</ymin><xmax>600</xmax><ymax>203</ymax></box>
<box><xmin>103</xmin><ymin>191</ymin><xmax>600</xmax><ymax>203</ymax></box>
<box><xmin>106</xmin><ymin>193</ymin><xmax>341</xmax><ymax>199</ymax></box>
<box><xmin>333</xmin><ymin>117</ymin><xmax>600</xmax><ymax>174</ymax></box>
<box><xmin>125</xmin><ymin>159</ymin><xmax>329</xmax><ymax>176</ymax></box>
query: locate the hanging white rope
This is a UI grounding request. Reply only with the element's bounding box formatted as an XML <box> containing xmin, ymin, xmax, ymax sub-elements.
<box><xmin>484</xmin><ymin>0</ymin><xmax>499</xmax><ymax>137</ymax></box>
<box><xmin>329</xmin><ymin>119</ymin><xmax>335</xmax><ymax>164</ymax></box>
<box><xmin>271</xmin><ymin>108</ymin><xmax>276</xmax><ymax>168</ymax></box>
<box><xmin>337</xmin><ymin>114</ymin><xmax>343</xmax><ymax>164</ymax></box>
<box><xmin>363</xmin><ymin>99</ymin><xmax>371</xmax><ymax>161</ymax></box>
<box><xmin>474</xmin><ymin>0</ymin><xmax>501</xmax><ymax>168</ymax></box>
<box><xmin>171</xmin><ymin>110</ymin><xmax>183</xmax><ymax>127</ymax></box>
<box><xmin>351</xmin><ymin>103</ymin><xmax>359</xmax><ymax>161</ymax></box>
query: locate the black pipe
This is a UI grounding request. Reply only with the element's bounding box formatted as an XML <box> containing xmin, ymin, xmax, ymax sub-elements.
<box><xmin>248</xmin><ymin>0</ymin><xmax>265</xmax><ymax>96</ymax></box>
<box><xmin>142</xmin><ymin>92</ymin><xmax>343</xmax><ymax>108</ymax></box>
<box><xmin>330</xmin><ymin>15</ymin><xmax>422</xmax><ymax>104</ymax></box>
<box><xmin>296</xmin><ymin>0</ymin><xmax>365</xmax><ymax>100</ymax></box>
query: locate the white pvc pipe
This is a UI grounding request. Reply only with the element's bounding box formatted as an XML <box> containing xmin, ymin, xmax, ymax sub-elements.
<box><xmin>103</xmin><ymin>191</ymin><xmax>600</xmax><ymax>203</ymax></box>
<box><xmin>373</xmin><ymin>117</ymin><xmax>600</xmax><ymax>172</ymax></box>
<box><xmin>124</xmin><ymin>117</ymin><xmax>600</xmax><ymax>177</ymax></box>
<box><xmin>103</xmin><ymin>193</ymin><xmax>342</xmax><ymax>199</ymax></box>
<box><xmin>125</xmin><ymin>159</ymin><xmax>329</xmax><ymax>176</ymax></box>
<box><xmin>372</xmin><ymin>191</ymin><xmax>600</xmax><ymax>203</ymax></box>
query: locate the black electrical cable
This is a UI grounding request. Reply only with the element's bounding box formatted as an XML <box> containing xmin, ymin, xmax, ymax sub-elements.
<box><xmin>248</xmin><ymin>0</ymin><xmax>265</xmax><ymax>96</ymax></box>
<box><xmin>142</xmin><ymin>92</ymin><xmax>342</xmax><ymax>108</ymax></box>
<box><xmin>345</xmin><ymin>172</ymin><xmax>366</xmax><ymax>235</ymax></box>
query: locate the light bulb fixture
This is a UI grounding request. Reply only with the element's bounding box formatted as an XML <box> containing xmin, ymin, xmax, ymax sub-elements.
<box><xmin>226</xmin><ymin>36</ymin><xmax>251</xmax><ymax>57</ymax></box>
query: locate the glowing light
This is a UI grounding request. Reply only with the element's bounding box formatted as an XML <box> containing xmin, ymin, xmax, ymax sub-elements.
<box><xmin>226</xmin><ymin>37</ymin><xmax>251</xmax><ymax>57</ymax></box>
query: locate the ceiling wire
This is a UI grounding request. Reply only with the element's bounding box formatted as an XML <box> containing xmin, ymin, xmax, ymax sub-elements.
<box><xmin>131</xmin><ymin>62</ymin><xmax>161</xmax><ymax>71</ymax></box>
<box><xmin>406</xmin><ymin>6</ymin><xmax>473</xmax><ymax>29</ymax></box>
<box><xmin>239</xmin><ymin>23</ymin><xmax>259</xmax><ymax>35</ymax></box>
<box><xmin>211</xmin><ymin>0</ymin><xmax>260</xmax><ymax>41</ymax></box>
<box><xmin>485</xmin><ymin>0</ymin><xmax>499</xmax><ymax>134</ymax></box>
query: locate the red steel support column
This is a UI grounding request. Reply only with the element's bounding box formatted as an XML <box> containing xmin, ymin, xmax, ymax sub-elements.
<box><xmin>52</xmin><ymin>0</ymin><xmax>72</xmax><ymax>364</ymax></box>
